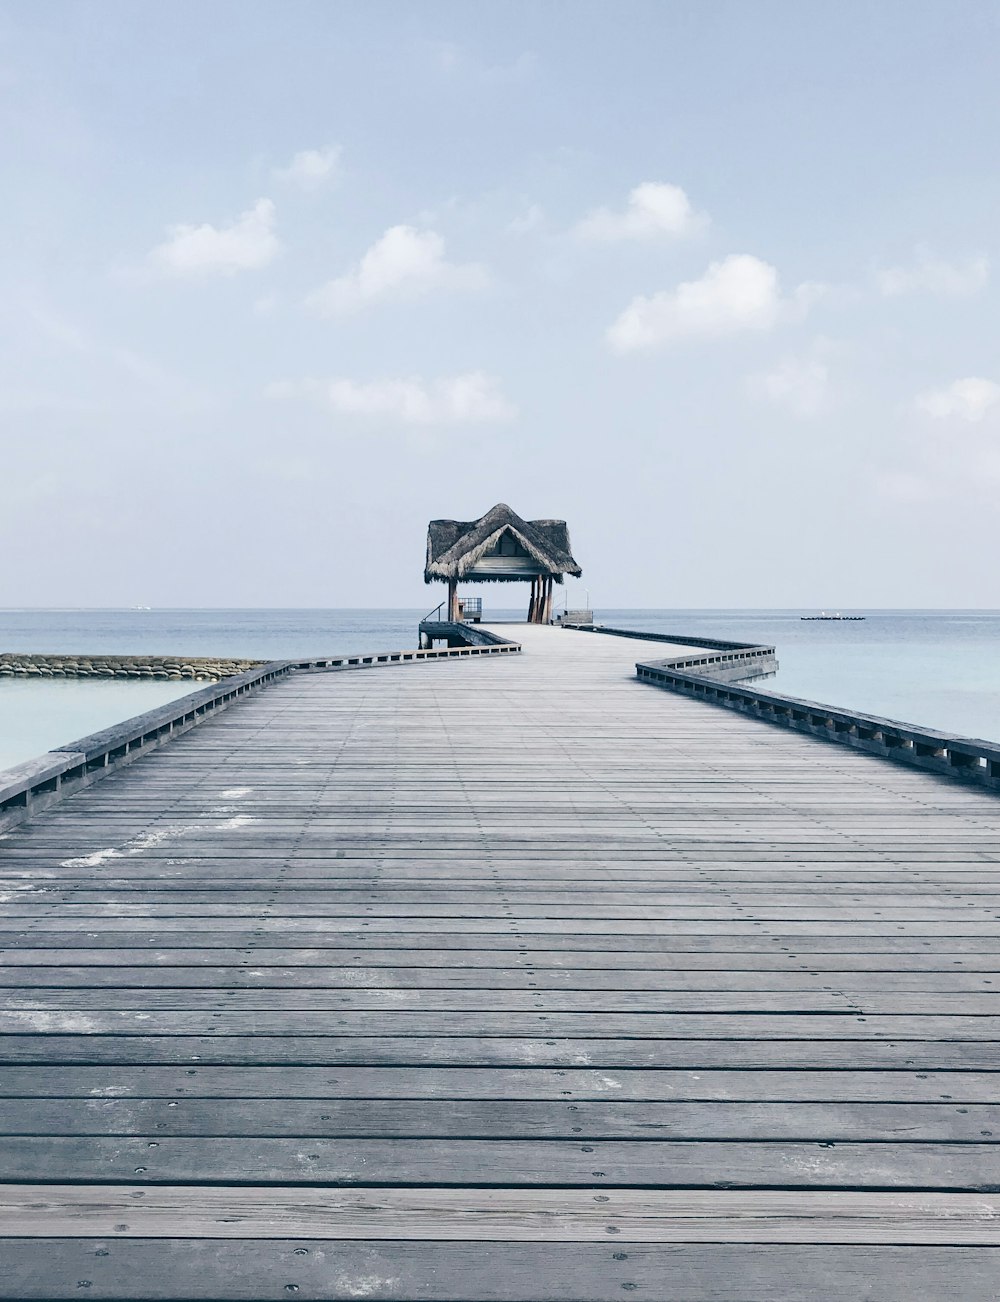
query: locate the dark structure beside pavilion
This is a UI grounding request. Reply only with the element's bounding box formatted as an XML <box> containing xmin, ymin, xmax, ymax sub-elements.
<box><xmin>424</xmin><ymin>502</ymin><xmax>583</xmax><ymax>623</ymax></box>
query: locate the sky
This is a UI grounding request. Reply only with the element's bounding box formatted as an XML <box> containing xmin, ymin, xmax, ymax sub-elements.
<box><xmin>1</xmin><ymin>0</ymin><xmax>999</xmax><ymax>609</ymax></box>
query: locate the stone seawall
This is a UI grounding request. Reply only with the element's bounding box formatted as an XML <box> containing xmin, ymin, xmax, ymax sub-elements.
<box><xmin>0</xmin><ymin>654</ymin><xmax>261</xmax><ymax>683</ymax></box>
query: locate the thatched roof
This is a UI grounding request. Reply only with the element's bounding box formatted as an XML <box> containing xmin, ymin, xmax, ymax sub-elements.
<box><xmin>425</xmin><ymin>503</ymin><xmax>583</xmax><ymax>584</ymax></box>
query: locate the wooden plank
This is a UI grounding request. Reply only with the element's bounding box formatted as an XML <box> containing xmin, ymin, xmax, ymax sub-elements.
<box><xmin>6</xmin><ymin>988</ymin><xmax>1000</xmax><ymax>1014</ymax></box>
<box><xmin>3</xmin><ymin>1009</ymin><xmax>1000</xmax><ymax>1037</ymax></box>
<box><xmin>3</xmin><ymin>1033</ymin><xmax>997</xmax><ymax>1068</ymax></box>
<box><xmin>11</xmin><ymin>917</ymin><xmax>1000</xmax><ymax>934</ymax></box>
<box><xmin>5</xmin><ymin>937</ymin><xmax>1000</xmax><ymax>958</ymax></box>
<box><xmin>1</xmin><ymin>1240</ymin><xmax>998</xmax><ymax>1302</ymax></box>
<box><xmin>2</xmin><ymin>1065</ymin><xmax>996</xmax><ymax>1102</ymax></box>
<box><xmin>0</xmin><ymin>989</ymin><xmax>869</xmax><ymax>1012</ymax></box>
<box><xmin>10</xmin><ymin>888</ymin><xmax>1000</xmax><ymax>904</ymax></box>
<box><xmin>2</xmin><ymin>966</ymin><xmax>997</xmax><ymax>992</ymax></box>
<box><xmin>9</xmin><ymin>902</ymin><xmax>1000</xmax><ymax>919</ymax></box>
<box><xmin>4</xmin><ymin>945</ymin><xmax>1000</xmax><ymax>968</ymax></box>
<box><xmin>2</xmin><ymin>1186</ymin><xmax>1000</xmax><ymax>1244</ymax></box>
<box><xmin>0</xmin><ymin>1097</ymin><xmax>992</xmax><ymax>1140</ymax></box>
<box><xmin>0</xmin><ymin>1137</ymin><xmax>996</xmax><ymax>1188</ymax></box>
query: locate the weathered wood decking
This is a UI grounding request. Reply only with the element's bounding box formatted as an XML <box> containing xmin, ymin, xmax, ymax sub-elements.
<box><xmin>1</xmin><ymin>624</ymin><xmax>1000</xmax><ymax>1298</ymax></box>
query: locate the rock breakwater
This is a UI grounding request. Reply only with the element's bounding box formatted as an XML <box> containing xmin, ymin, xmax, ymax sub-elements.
<box><xmin>0</xmin><ymin>654</ymin><xmax>262</xmax><ymax>683</ymax></box>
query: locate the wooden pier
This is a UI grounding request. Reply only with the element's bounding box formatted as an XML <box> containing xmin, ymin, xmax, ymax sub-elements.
<box><xmin>1</xmin><ymin>623</ymin><xmax>1000</xmax><ymax>1298</ymax></box>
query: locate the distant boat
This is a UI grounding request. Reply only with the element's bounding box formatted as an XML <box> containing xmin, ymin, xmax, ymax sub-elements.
<box><xmin>801</xmin><ymin>612</ymin><xmax>865</xmax><ymax>621</ymax></box>
<box><xmin>133</xmin><ymin>605</ymin><xmax>152</xmax><ymax>612</ymax></box>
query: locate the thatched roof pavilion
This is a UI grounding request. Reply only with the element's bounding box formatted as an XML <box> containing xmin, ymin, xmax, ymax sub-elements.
<box><xmin>425</xmin><ymin>503</ymin><xmax>582</xmax><ymax>623</ymax></box>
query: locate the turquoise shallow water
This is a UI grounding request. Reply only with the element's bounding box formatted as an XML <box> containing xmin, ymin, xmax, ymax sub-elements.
<box><xmin>0</xmin><ymin>609</ymin><xmax>423</xmax><ymax>771</ymax></box>
<box><xmin>1</xmin><ymin>608</ymin><xmax>999</xmax><ymax>769</ymax></box>
<box><xmin>609</xmin><ymin>610</ymin><xmax>1000</xmax><ymax>745</ymax></box>
<box><xmin>0</xmin><ymin>678</ymin><xmax>196</xmax><ymax>772</ymax></box>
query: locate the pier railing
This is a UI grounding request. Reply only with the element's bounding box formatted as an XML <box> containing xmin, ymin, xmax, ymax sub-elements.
<box><xmin>636</xmin><ymin>654</ymin><xmax>1000</xmax><ymax>794</ymax></box>
<box><xmin>0</xmin><ymin>660</ymin><xmax>291</xmax><ymax>832</ymax></box>
<box><xmin>290</xmin><ymin>638</ymin><xmax>519</xmax><ymax>669</ymax></box>
<box><xmin>562</xmin><ymin>622</ymin><xmax>778</xmax><ymax>682</ymax></box>
<box><xmin>0</xmin><ymin>638</ymin><xmax>521</xmax><ymax>832</ymax></box>
<box><xmin>417</xmin><ymin>621</ymin><xmax>518</xmax><ymax>650</ymax></box>
<box><xmin>564</xmin><ymin>621</ymin><xmax>1000</xmax><ymax>794</ymax></box>
<box><xmin>562</xmin><ymin>623</ymin><xmax>766</xmax><ymax>652</ymax></box>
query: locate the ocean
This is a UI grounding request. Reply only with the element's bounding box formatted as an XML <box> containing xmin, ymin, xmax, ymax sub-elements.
<box><xmin>2</xmin><ymin>608</ymin><xmax>999</xmax><ymax>770</ymax></box>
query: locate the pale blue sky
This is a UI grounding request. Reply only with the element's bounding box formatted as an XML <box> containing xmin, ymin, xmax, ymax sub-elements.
<box><xmin>2</xmin><ymin>1</ymin><xmax>999</xmax><ymax>608</ymax></box>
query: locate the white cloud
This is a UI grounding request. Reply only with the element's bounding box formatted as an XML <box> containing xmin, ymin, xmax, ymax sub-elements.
<box><xmin>266</xmin><ymin>372</ymin><xmax>515</xmax><ymax>425</ymax></box>
<box><xmin>916</xmin><ymin>376</ymin><xmax>1000</xmax><ymax>422</ymax></box>
<box><xmin>874</xmin><ymin>377</ymin><xmax>1000</xmax><ymax>506</ymax></box>
<box><xmin>576</xmin><ymin>182</ymin><xmax>706</xmax><ymax>241</ymax></box>
<box><xmin>273</xmin><ymin>146</ymin><xmax>341</xmax><ymax>190</ymax></box>
<box><xmin>608</xmin><ymin>254</ymin><xmax>797</xmax><ymax>352</ymax></box>
<box><xmin>877</xmin><ymin>248</ymin><xmax>989</xmax><ymax>297</ymax></box>
<box><xmin>147</xmin><ymin>198</ymin><xmax>280</xmax><ymax>276</ymax></box>
<box><xmin>306</xmin><ymin>225</ymin><xmax>488</xmax><ymax>314</ymax></box>
<box><xmin>750</xmin><ymin>352</ymin><xmax>830</xmax><ymax>418</ymax></box>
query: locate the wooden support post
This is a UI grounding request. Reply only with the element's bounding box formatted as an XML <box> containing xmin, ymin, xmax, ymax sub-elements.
<box><xmin>527</xmin><ymin>578</ymin><xmax>537</xmax><ymax>624</ymax></box>
<box><xmin>448</xmin><ymin>579</ymin><xmax>459</xmax><ymax>622</ymax></box>
<box><xmin>544</xmin><ymin>576</ymin><xmax>554</xmax><ymax>623</ymax></box>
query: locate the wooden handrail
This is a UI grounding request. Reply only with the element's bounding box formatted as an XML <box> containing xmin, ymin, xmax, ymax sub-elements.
<box><xmin>637</xmin><ymin>656</ymin><xmax>1000</xmax><ymax>793</ymax></box>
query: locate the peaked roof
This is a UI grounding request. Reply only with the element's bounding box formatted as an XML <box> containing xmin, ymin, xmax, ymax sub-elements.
<box><xmin>425</xmin><ymin>503</ymin><xmax>583</xmax><ymax>583</ymax></box>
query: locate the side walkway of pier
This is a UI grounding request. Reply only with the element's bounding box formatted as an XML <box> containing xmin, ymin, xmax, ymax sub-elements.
<box><xmin>1</xmin><ymin>625</ymin><xmax>999</xmax><ymax>1298</ymax></box>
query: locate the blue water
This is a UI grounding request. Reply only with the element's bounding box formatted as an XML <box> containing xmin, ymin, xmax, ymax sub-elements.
<box><xmin>0</xmin><ymin>608</ymin><xmax>423</xmax><ymax>661</ymax></box>
<box><xmin>0</xmin><ymin>678</ymin><xmax>197</xmax><ymax>773</ymax></box>
<box><xmin>1</xmin><ymin>608</ymin><xmax>999</xmax><ymax>769</ymax></box>
<box><xmin>608</xmin><ymin>610</ymin><xmax>1000</xmax><ymax>745</ymax></box>
<box><xmin>0</xmin><ymin>609</ymin><xmax>425</xmax><ymax>771</ymax></box>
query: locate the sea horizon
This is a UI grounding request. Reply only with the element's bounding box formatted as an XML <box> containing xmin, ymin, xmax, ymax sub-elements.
<box><xmin>4</xmin><ymin>605</ymin><xmax>1000</xmax><ymax>613</ymax></box>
